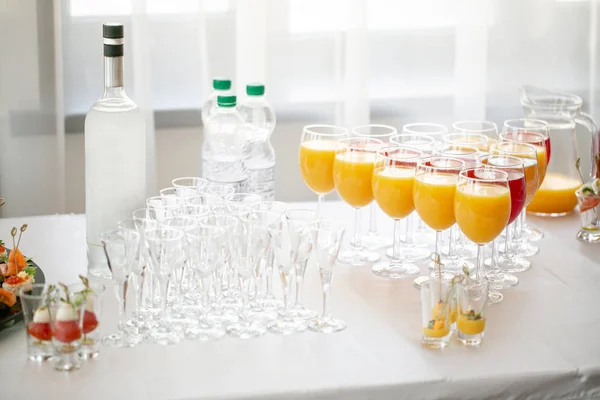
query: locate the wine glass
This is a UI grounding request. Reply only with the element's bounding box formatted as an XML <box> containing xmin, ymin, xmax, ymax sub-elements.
<box><xmin>413</xmin><ymin>156</ymin><xmax>465</xmax><ymax>277</ymax></box>
<box><xmin>184</xmin><ymin>224</ymin><xmax>227</xmax><ymax>340</ymax></box>
<box><xmin>267</xmin><ymin>212</ymin><xmax>308</xmax><ymax>334</ymax></box>
<box><xmin>101</xmin><ymin>226</ymin><xmax>143</xmax><ymax>347</ymax></box>
<box><xmin>500</xmin><ymin>118</ymin><xmax>549</xmax><ymax>244</ymax></box>
<box><xmin>477</xmin><ymin>154</ymin><xmax>526</xmax><ymax>291</ymax></box>
<box><xmin>308</xmin><ymin>219</ymin><xmax>346</xmax><ymax>333</ymax></box>
<box><xmin>250</xmin><ymin>201</ymin><xmax>288</xmax><ymax>310</ymax></box>
<box><xmin>205</xmin><ymin>184</ymin><xmax>235</xmax><ymax>199</ymax></box>
<box><xmin>131</xmin><ymin>208</ymin><xmax>158</xmax><ymax>325</ymax></box>
<box><xmin>145</xmin><ymin>227</ymin><xmax>185</xmax><ymax>345</ymax></box>
<box><xmin>388</xmin><ymin>133</ymin><xmax>438</xmax><ymax>261</ymax></box>
<box><xmin>334</xmin><ymin>137</ymin><xmax>382</xmax><ymax>265</ymax></box>
<box><xmin>454</xmin><ymin>168</ymin><xmax>511</xmax><ymax>304</ymax></box>
<box><xmin>436</xmin><ymin>144</ymin><xmax>481</xmax><ymax>261</ymax></box>
<box><xmin>286</xmin><ymin>209</ymin><xmax>317</xmax><ymax>319</ymax></box>
<box><xmin>224</xmin><ymin>193</ymin><xmax>262</xmax><ymax>205</ymax></box>
<box><xmin>488</xmin><ymin>142</ymin><xmax>539</xmax><ymax>273</ymax></box>
<box><xmin>371</xmin><ymin>145</ymin><xmax>424</xmax><ymax>278</ymax></box>
<box><xmin>147</xmin><ymin>196</ymin><xmax>182</xmax><ymax>222</ymax></box>
<box><xmin>299</xmin><ymin>125</ymin><xmax>348</xmax><ymax>216</ymax></box>
<box><xmin>352</xmin><ymin>124</ymin><xmax>398</xmax><ymax>251</ymax></box>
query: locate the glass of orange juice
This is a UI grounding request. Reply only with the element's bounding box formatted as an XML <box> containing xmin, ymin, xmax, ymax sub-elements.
<box><xmin>454</xmin><ymin>168</ymin><xmax>511</xmax><ymax>288</ymax></box>
<box><xmin>388</xmin><ymin>133</ymin><xmax>439</xmax><ymax>263</ymax></box>
<box><xmin>371</xmin><ymin>145</ymin><xmax>423</xmax><ymax>278</ymax></box>
<box><xmin>299</xmin><ymin>125</ymin><xmax>348</xmax><ymax>216</ymax></box>
<box><xmin>477</xmin><ymin>154</ymin><xmax>527</xmax><ymax>295</ymax></box>
<box><xmin>413</xmin><ymin>156</ymin><xmax>465</xmax><ymax>276</ymax></box>
<box><xmin>501</xmin><ymin>119</ymin><xmax>550</xmax><ymax>244</ymax></box>
<box><xmin>352</xmin><ymin>125</ymin><xmax>398</xmax><ymax>252</ymax></box>
<box><xmin>489</xmin><ymin>142</ymin><xmax>539</xmax><ymax>274</ymax></box>
<box><xmin>333</xmin><ymin>137</ymin><xmax>383</xmax><ymax>265</ymax></box>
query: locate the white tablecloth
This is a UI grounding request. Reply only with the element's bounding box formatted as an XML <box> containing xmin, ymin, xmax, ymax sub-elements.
<box><xmin>1</xmin><ymin>201</ymin><xmax>599</xmax><ymax>400</ymax></box>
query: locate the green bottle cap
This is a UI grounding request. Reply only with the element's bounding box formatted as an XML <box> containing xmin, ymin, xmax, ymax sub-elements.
<box><xmin>217</xmin><ymin>95</ymin><xmax>236</xmax><ymax>107</ymax></box>
<box><xmin>213</xmin><ymin>78</ymin><xmax>231</xmax><ymax>91</ymax></box>
<box><xmin>246</xmin><ymin>83</ymin><xmax>265</xmax><ymax>96</ymax></box>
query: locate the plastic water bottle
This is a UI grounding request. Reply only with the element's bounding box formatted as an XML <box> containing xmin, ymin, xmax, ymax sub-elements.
<box><xmin>202</xmin><ymin>95</ymin><xmax>248</xmax><ymax>192</ymax></box>
<box><xmin>201</xmin><ymin>77</ymin><xmax>231</xmax><ymax>126</ymax></box>
<box><xmin>238</xmin><ymin>83</ymin><xmax>276</xmax><ymax>200</ymax></box>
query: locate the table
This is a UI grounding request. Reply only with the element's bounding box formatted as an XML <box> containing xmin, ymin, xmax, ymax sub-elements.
<box><xmin>1</xmin><ymin>201</ymin><xmax>599</xmax><ymax>400</ymax></box>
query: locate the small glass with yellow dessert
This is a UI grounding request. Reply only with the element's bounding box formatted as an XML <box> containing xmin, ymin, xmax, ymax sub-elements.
<box><xmin>456</xmin><ymin>279</ymin><xmax>489</xmax><ymax>346</ymax></box>
<box><xmin>420</xmin><ymin>277</ymin><xmax>452</xmax><ymax>348</ymax></box>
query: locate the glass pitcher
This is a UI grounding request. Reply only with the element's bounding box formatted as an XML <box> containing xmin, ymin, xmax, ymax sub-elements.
<box><xmin>520</xmin><ymin>85</ymin><xmax>600</xmax><ymax>217</ymax></box>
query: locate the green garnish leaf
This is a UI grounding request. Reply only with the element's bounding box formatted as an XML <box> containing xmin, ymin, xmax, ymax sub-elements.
<box><xmin>583</xmin><ymin>187</ymin><xmax>595</xmax><ymax>195</ymax></box>
<box><xmin>427</xmin><ymin>320</ymin><xmax>435</xmax><ymax>329</ymax></box>
<box><xmin>22</xmin><ymin>266</ymin><xmax>36</xmax><ymax>276</ymax></box>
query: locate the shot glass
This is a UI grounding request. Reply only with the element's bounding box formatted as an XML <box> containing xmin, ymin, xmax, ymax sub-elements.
<box><xmin>49</xmin><ymin>285</ymin><xmax>85</xmax><ymax>371</ymax></box>
<box><xmin>456</xmin><ymin>279</ymin><xmax>488</xmax><ymax>346</ymax></box>
<box><xmin>20</xmin><ymin>284</ymin><xmax>55</xmax><ymax>362</ymax></box>
<box><xmin>421</xmin><ymin>277</ymin><xmax>452</xmax><ymax>349</ymax></box>
<box><xmin>69</xmin><ymin>280</ymin><xmax>105</xmax><ymax>360</ymax></box>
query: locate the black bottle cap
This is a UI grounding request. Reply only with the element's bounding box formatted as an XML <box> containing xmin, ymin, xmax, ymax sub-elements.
<box><xmin>103</xmin><ymin>23</ymin><xmax>124</xmax><ymax>39</ymax></box>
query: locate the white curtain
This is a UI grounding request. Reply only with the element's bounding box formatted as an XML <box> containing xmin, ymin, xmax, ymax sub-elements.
<box><xmin>1</xmin><ymin>0</ymin><xmax>599</xmax><ymax>216</ymax></box>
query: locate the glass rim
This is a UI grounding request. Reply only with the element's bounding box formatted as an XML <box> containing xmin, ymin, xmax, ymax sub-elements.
<box><xmin>416</xmin><ymin>155</ymin><xmax>465</xmax><ymax>171</ymax></box>
<box><xmin>519</xmin><ymin>86</ymin><xmax>583</xmax><ymax>110</ymax></box>
<box><xmin>443</xmin><ymin>132</ymin><xmax>489</xmax><ymax>144</ymax></box>
<box><xmin>376</xmin><ymin>144</ymin><xmax>423</xmax><ymax>161</ymax></box>
<box><xmin>250</xmin><ymin>200</ymin><xmax>288</xmax><ymax>211</ymax></box>
<box><xmin>459</xmin><ymin>167</ymin><xmax>509</xmax><ymax>183</ymax></box>
<box><xmin>171</xmin><ymin>177</ymin><xmax>209</xmax><ymax>188</ymax></box>
<box><xmin>336</xmin><ymin>137</ymin><xmax>383</xmax><ymax>150</ymax></box>
<box><xmin>503</xmin><ymin>118</ymin><xmax>548</xmax><ymax>130</ymax></box>
<box><xmin>437</xmin><ymin>144</ymin><xmax>480</xmax><ymax>156</ymax></box>
<box><xmin>452</xmin><ymin>120</ymin><xmax>498</xmax><ymax>134</ymax></box>
<box><xmin>146</xmin><ymin>196</ymin><xmax>183</xmax><ymax>209</ymax></box>
<box><xmin>491</xmin><ymin>141</ymin><xmax>538</xmax><ymax>157</ymax></box>
<box><xmin>499</xmin><ymin>131</ymin><xmax>546</xmax><ymax>144</ymax></box>
<box><xmin>477</xmin><ymin>154</ymin><xmax>525</xmax><ymax>169</ymax></box>
<box><xmin>303</xmin><ymin>124</ymin><xmax>348</xmax><ymax>137</ymax></box>
<box><xmin>402</xmin><ymin>122</ymin><xmax>448</xmax><ymax>135</ymax></box>
<box><xmin>132</xmin><ymin>208</ymin><xmax>148</xmax><ymax>219</ymax></box>
<box><xmin>390</xmin><ymin>133</ymin><xmax>437</xmax><ymax>144</ymax></box>
<box><xmin>185</xmin><ymin>194</ymin><xmax>221</xmax><ymax>205</ymax></box>
<box><xmin>352</xmin><ymin>124</ymin><xmax>397</xmax><ymax>137</ymax></box>
<box><xmin>19</xmin><ymin>283</ymin><xmax>56</xmax><ymax>299</ymax></box>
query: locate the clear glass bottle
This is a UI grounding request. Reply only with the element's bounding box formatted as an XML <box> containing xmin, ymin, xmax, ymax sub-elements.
<box><xmin>84</xmin><ymin>24</ymin><xmax>146</xmax><ymax>279</ymax></box>
<box><xmin>202</xmin><ymin>95</ymin><xmax>248</xmax><ymax>192</ymax></box>
<box><xmin>238</xmin><ymin>83</ymin><xmax>276</xmax><ymax>200</ymax></box>
<box><xmin>201</xmin><ymin>78</ymin><xmax>232</xmax><ymax>126</ymax></box>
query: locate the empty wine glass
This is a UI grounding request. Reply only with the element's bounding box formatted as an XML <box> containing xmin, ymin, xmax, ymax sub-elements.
<box><xmin>285</xmin><ymin>209</ymin><xmax>317</xmax><ymax>319</ymax></box>
<box><xmin>184</xmin><ymin>225</ymin><xmax>227</xmax><ymax>340</ymax></box>
<box><xmin>147</xmin><ymin>196</ymin><xmax>182</xmax><ymax>222</ymax></box>
<box><xmin>131</xmin><ymin>208</ymin><xmax>158</xmax><ymax>325</ymax></box>
<box><xmin>268</xmin><ymin>213</ymin><xmax>308</xmax><ymax>334</ymax></box>
<box><xmin>205</xmin><ymin>184</ymin><xmax>235</xmax><ymax>199</ymax></box>
<box><xmin>309</xmin><ymin>219</ymin><xmax>346</xmax><ymax>333</ymax></box>
<box><xmin>145</xmin><ymin>227</ymin><xmax>185</xmax><ymax>345</ymax></box>
<box><xmin>352</xmin><ymin>124</ymin><xmax>398</xmax><ymax>251</ymax></box>
<box><xmin>101</xmin><ymin>225</ymin><xmax>143</xmax><ymax>347</ymax></box>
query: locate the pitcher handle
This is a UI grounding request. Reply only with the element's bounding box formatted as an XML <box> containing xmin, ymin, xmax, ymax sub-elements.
<box><xmin>575</xmin><ymin>112</ymin><xmax>600</xmax><ymax>180</ymax></box>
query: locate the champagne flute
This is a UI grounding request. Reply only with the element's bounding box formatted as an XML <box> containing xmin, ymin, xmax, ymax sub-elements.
<box><xmin>299</xmin><ymin>125</ymin><xmax>348</xmax><ymax>217</ymax></box>
<box><xmin>334</xmin><ymin>137</ymin><xmax>382</xmax><ymax>265</ymax></box>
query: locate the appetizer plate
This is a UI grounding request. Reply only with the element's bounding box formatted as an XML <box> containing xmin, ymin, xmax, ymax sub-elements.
<box><xmin>0</xmin><ymin>255</ymin><xmax>45</xmax><ymax>332</ymax></box>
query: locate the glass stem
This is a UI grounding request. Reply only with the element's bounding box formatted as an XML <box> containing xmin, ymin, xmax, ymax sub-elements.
<box><xmin>522</xmin><ymin>208</ymin><xmax>529</xmax><ymax>230</ymax></box>
<box><xmin>295</xmin><ymin>269</ymin><xmax>304</xmax><ymax>306</ymax></box>
<box><xmin>322</xmin><ymin>287</ymin><xmax>331</xmax><ymax>320</ymax></box>
<box><xmin>317</xmin><ymin>194</ymin><xmax>324</xmax><ymax>218</ymax></box>
<box><xmin>490</xmin><ymin>238</ymin><xmax>498</xmax><ymax>271</ymax></box>
<box><xmin>514</xmin><ymin>211</ymin><xmax>524</xmax><ymax>243</ymax></box>
<box><xmin>350</xmin><ymin>207</ymin><xmax>362</xmax><ymax>249</ymax></box>
<box><xmin>434</xmin><ymin>230</ymin><xmax>442</xmax><ymax>264</ymax></box>
<box><xmin>505</xmin><ymin>221</ymin><xmax>514</xmax><ymax>255</ymax></box>
<box><xmin>448</xmin><ymin>226</ymin><xmax>457</xmax><ymax>258</ymax></box>
<box><xmin>117</xmin><ymin>278</ymin><xmax>128</xmax><ymax>330</ymax></box>
<box><xmin>405</xmin><ymin>213</ymin><xmax>414</xmax><ymax>246</ymax></box>
<box><xmin>159</xmin><ymin>278</ymin><xmax>169</xmax><ymax>319</ymax></box>
<box><xmin>265</xmin><ymin>251</ymin><xmax>274</xmax><ymax>297</ymax></box>
<box><xmin>369</xmin><ymin>203</ymin><xmax>377</xmax><ymax>235</ymax></box>
<box><xmin>280</xmin><ymin>270</ymin><xmax>292</xmax><ymax>320</ymax></box>
<box><xmin>391</xmin><ymin>219</ymin><xmax>402</xmax><ymax>262</ymax></box>
<box><xmin>136</xmin><ymin>270</ymin><xmax>145</xmax><ymax>315</ymax></box>
<box><xmin>201</xmin><ymin>276</ymin><xmax>211</xmax><ymax>314</ymax></box>
<box><xmin>240</xmin><ymin>277</ymin><xmax>250</xmax><ymax>321</ymax></box>
<box><xmin>476</xmin><ymin>245</ymin><xmax>484</xmax><ymax>280</ymax></box>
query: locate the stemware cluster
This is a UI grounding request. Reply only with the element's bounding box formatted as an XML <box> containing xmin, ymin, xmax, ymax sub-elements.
<box><xmin>99</xmin><ymin>177</ymin><xmax>349</xmax><ymax>347</ymax></box>
<box><xmin>299</xmin><ymin>120</ymin><xmax>550</xmax><ymax>308</ymax></box>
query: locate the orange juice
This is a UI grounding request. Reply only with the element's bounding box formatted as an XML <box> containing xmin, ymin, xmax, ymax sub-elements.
<box><xmin>522</xmin><ymin>159</ymin><xmax>538</xmax><ymax>204</ymax></box>
<box><xmin>333</xmin><ymin>151</ymin><xmax>376</xmax><ymax>207</ymax></box>
<box><xmin>527</xmin><ymin>173</ymin><xmax>581</xmax><ymax>215</ymax></box>
<box><xmin>455</xmin><ymin>184</ymin><xmax>511</xmax><ymax>244</ymax></box>
<box><xmin>457</xmin><ymin>316</ymin><xmax>486</xmax><ymax>335</ymax></box>
<box><xmin>299</xmin><ymin>140</ymin><xmax>338</xmax><ymax>194</ymax></box>
<box><xmin>451</xmin><ymin>134</ymin><xmax>488</xmax><ymax>152</ymax></box>
<box><xmin>533</xmin><ymin>145</ymin><xmax>547</xmax><ymax>186</ymax></box>
<box><xmin>413</xmin><ymin>174</ymin><xmax>458</xmax><ymax>231</ymax></box>
<box><xmin>372</xmin><ymin>167</ymin><xmax>415</xmax><ymax>219</ymax></box>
